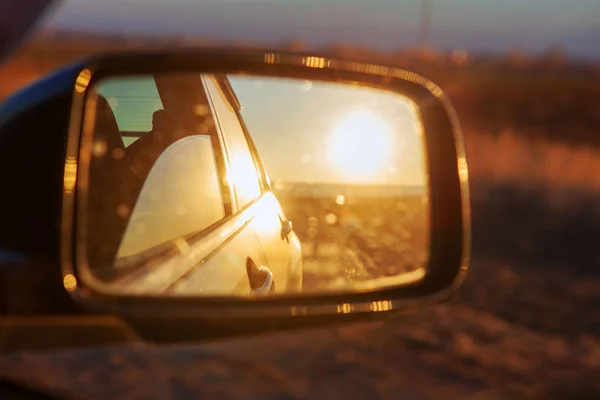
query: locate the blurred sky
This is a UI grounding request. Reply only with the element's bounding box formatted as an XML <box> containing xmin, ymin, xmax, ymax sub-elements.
<box><xmin>41</xmin><ymin>0</ymin><xmax>600</xmax><ymax>58</ymax></box>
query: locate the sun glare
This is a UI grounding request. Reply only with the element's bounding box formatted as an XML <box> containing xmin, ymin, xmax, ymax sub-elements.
<box><xmin>228</xmin><ymin>152</ymin><xmax>262</xmax><ymax>201</ymax></box>
<box><xmin>327</xmin><ymin>110</ymin><xmax>392</xmax><ymax>182</ymax></box>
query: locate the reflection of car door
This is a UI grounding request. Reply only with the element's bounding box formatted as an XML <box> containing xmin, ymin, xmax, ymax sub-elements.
<box><xmin>102</xmin><ymin>73</ymin><xmax>270</xmax><ymax>296</ymax></box>
<box><xmin>113</xmin><ymin>134</ymin><xmax>265</xmax><ymax>296</ymax></box>
<box><xmin>202</xmin><ymin>74</ymin><xmax>293</xmax><ymax>291</ymax></box>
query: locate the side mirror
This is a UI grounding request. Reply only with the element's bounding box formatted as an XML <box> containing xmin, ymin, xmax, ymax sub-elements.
<box><xmin>0</xmin><ymin>49</ymin><xmax>470</xmax><ymax>341</ymax></box>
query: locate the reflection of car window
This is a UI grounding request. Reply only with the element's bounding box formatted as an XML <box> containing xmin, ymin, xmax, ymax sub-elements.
<box><xmin>117</xmin><ymin>135</ymin><xmax>225</xmax><ymax>259</ymax></box>
<box><xmin>203</xmin><ymin>75</ymin><xmax>262</xmax><ymax>209</ymax></box>
<box><xmin>96</xmin><ymin>77</ymin><xmax>163</xmax><ymax>147</ymax></box>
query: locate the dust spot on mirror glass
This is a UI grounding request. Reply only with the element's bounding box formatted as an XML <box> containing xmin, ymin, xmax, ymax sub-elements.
<box><xmin>274</xmin><ymin>181</ymin><xmax>285</xmax><ymax>191</ymax></box>
<box><xmin>92</xmin><ymin>140</ymin><xmax>107</xmax><ymax>158</ymax></box>
<box><xmin>134</xmin><ymin>222</ymin><xmax>148</xmax><ymax>235</ymax></box>
<box><xmin>148</xmin><ymin>191</ymin><xmax>160</xmax><ymax>202</ymax></box>
<box><xmin>196</xmin><ymin>123</ymin><xmax>209</xmax><ymax>134</ymax></box>
<box><xmin>193</xmin><ymin>104</ymin><xmax>210</xmax><ymax>116</ymax></box>
<box><xmin>116</xmin><ymin>204</ymin><xmax>130</xmax><ymax>218</ymax></box>
<box><xmin>112</xmin><ymin>148</ymin><xmax>125</xmax><ymax>160</ymax></box>
<box><xmin>299</xmin><ymin>80</ymin><xmax>313</xmax><ymax>92</ymax></box>
<box><xmin>176</xmin><ymin>205</ymin><xmax>187</xmax><ymax>216</ymax></box>
<box><xmin>107</xmin><ymin>97</ymin><xmax>119</xmax><ymax>110</ymax></box>
<box><xmin>325</xmin><ymin>213</ymin><xmax>338</xmax><ymax>225</ymax></box>
<box><xmin>252</xmin><ymin>81</ymin><xmax>264</xmax><ymax>91</ymax></box>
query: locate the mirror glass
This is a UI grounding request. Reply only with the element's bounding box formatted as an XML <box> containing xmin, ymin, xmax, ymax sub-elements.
<box><xmin>81</xmin><ymin>72</ymin><xmax>430</xmax><ymax>297</ymax></box>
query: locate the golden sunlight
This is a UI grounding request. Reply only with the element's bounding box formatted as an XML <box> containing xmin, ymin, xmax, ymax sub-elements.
<box><xmin>327</xmin><ymin>110</ymin><xmax>392</xmax><ymax>182</ymax></box>
<box><xmin>228</xmin><ymin>152</ymin><xmax>262</xmax><ymax>202</ymax></box>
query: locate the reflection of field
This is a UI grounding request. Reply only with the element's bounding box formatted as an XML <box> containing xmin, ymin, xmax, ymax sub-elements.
<box><xmin>275</xmin><ymin>185</ymin><xmax>429</xmax><ymax>293</ymax></box>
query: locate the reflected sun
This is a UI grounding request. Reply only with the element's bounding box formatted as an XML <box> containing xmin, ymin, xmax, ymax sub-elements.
<box><xmin>327</xmin><ymin>110</ymin><xmax>392</xmax><ymax>181</ymax></box>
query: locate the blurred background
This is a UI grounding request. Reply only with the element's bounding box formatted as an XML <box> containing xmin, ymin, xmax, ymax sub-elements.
<box><xmin>1</xmin><ymin>0</ymin><xmax>599</xmax><ymax>397</ymax></box>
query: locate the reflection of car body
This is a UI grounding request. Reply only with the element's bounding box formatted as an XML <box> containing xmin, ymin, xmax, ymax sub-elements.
<box><xmin>85</xmin><ymin>73</ymin><xmax>302</xmax><ymax>296</ymax></box>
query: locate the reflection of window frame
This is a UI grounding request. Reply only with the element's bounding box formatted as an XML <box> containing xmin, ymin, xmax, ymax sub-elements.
<box><xmin>239</xmin><ymin>113</ymin><xmax>271</xmax><ymax>193</ymax></box>
<box><xmin>214</xmin><ymin>74</ymin><xmax>241</xmax><ymax>112</ymax></box>
<box><xmin>214</xmin><ymin>74</ymin><xmax>271</xmax><ymax>193</ymax></box>
<box><xmin>203</xmin><ymin>74</ymin><xmax>266</xmax><ymax>213</ymax></box>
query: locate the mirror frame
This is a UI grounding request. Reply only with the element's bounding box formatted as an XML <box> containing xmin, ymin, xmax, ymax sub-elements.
<box><xmin>60</xmin><ymin>48</ymin><xmax>471</xmax><ymax>320</ymax></box>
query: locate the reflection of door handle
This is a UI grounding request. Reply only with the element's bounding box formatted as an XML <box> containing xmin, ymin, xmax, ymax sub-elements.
<box><xmin>249</xmin><ymin>265</ymin><xmax>274</xmax><ymax>295</ymax></box>
<box><xmin>279</xmin><ymin>215</ymin><xmax>293</xmax><ymax>242</ymax></box>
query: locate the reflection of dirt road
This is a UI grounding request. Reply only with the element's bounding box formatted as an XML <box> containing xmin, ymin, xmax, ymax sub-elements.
<box><xmin>302</xmin><ymin>241</ymin><xmax>366</xmax><ymax>293</ymax></box>
<box><xmin>301</xmin><ymin>240</ymin><xmax>427</xmax><ymax>294</ymax></box>
<box><xmin>276</xmin><ymin>188</ymin><xmax>430</xmax><ymax>294</ymax></box>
